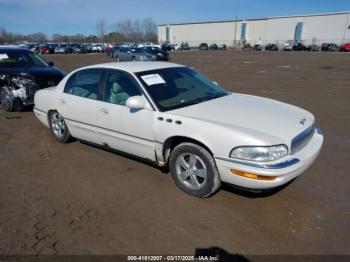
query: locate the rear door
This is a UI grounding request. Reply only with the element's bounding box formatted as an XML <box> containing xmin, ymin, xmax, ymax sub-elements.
<box><xmin>58</xmin><ymin>69</ymin><xmax>104</xmax><ymax>144</ymax></box>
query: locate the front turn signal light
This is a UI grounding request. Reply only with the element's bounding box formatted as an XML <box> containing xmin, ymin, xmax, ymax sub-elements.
<box><xmin>230</xmin><ymin>169</ymin><xmax>277</xmax><ymax>181</ymax></box>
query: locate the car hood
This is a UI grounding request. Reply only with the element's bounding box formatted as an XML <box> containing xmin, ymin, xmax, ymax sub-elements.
<box><xmin>169</xmin><ymin>93</ymin><xmax>314</xmax><ymax>145</ymax></box>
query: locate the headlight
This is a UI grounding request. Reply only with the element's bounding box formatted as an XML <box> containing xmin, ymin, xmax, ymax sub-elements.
<box><xmin>230</xmin><ymin>145</ymin><xmax>288</xmax><ymax>162</ymax></box>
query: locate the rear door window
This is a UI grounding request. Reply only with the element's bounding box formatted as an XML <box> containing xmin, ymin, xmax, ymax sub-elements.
<box><xmin>64</xmin><ymin>69</ymin><xmax>103</xmax><ymax>100</ymax></box>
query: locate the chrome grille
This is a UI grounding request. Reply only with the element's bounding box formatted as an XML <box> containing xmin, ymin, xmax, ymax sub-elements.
<box><xmin>291</xmin><ymin>124</ymin><xmax>315</xmax><ymax>154</ymax></box>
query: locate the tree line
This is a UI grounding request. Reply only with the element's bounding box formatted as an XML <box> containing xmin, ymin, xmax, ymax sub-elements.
<box><xmin>0</xmin><ymin>18</ymin><xmax>158</xmax><ymax>44</ymax></box>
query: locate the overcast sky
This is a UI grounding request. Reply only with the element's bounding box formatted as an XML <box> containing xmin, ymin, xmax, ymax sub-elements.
<box><xmin>1</xmin><ymin>0</ymin><xmax>350</xmax><ymax>36</ymax></box>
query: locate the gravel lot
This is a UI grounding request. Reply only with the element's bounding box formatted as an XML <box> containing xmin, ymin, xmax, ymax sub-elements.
<box><xmin>0</xmin><ymin>51</ymin><xmax>349</xmax><ymax>257</ymax></box>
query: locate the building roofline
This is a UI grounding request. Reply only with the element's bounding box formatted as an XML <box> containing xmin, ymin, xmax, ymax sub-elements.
<box><xmin>158</xmin><ymin>10</ymin><xmax>350</xmax><ymax>26</ymax></box>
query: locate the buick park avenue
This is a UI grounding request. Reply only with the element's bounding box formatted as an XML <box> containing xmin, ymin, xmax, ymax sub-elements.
<box><xmin>34</xmin><ymin>62</ymin><xmax>323</xmax><ymax>197</ymax></box>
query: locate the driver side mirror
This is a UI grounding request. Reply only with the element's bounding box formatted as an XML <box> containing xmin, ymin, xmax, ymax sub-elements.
<box><xmin>48</xmin><ymin>61</ymin><xmax>54</xmax><ymax>67</ymax></box>
<box><xmin>126</xmin><ymin>96</ymin><xmax>146</xmax><ymax>110</ymax></box>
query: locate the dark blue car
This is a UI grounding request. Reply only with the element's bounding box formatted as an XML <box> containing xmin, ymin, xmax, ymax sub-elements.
<box><xmin>0</xmin><ymin>47</ymin><xmax>65</xmax><ymax>111</ymax></box>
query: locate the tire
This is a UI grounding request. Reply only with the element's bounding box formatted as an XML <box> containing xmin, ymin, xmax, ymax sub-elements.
<box><xmin>49</xmin><ymin>111</ymin><xmax>71</xmax><ymax>143</ymax></box>
<box><xmin>0</xmin><ymin>87</ymin><xmax>14</xmax><ymax>112</ymax></box>
<box><xmin>169</xmin><ymin>142</ymin><xmax>221</xmax><ymax>198</ymax></box>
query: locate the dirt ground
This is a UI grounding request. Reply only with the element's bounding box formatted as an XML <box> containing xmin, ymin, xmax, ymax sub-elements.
<box><xmin>0</xmin><ymin>51</ymin><xmax>349</xmax><ymax>257</ymax></box>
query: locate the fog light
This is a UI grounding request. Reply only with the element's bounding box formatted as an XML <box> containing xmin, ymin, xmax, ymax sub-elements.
<box><xmin>230</xmin><ymin>169</ymin><xmax>277</xmax><ymax>181</ymax></box>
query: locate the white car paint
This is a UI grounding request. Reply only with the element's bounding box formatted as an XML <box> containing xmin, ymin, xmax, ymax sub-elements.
<box><xmin>34</xmin><ymin>62</ymin><xmax>323</xmax><ymax>191</ymax></box>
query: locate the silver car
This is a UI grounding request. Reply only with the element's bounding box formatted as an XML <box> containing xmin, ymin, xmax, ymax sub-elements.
<box><xmin>113</xmin><ymin>47</ymin><xmax>156</xmax><ymax>62</ymax></box>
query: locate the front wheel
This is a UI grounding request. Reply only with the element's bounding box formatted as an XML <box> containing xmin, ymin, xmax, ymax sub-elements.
<box><xmin>169</xmin><ymin>142</ymin><xmax>221</xmax><ymax>198</ymax></box>
<box><xmin>49</xmin><ymin>111</ymin><xmax>71</xmax><ymax>143</ymax></box>
<box><xmin>0</xmin><ymin>87</ymin><xmax>14</xmax><ymax>112</ymax></box>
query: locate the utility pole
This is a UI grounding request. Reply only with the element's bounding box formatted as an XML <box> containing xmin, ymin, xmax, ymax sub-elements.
<box><xmin>234</xmin><ymin>16</ymin><xmax>238</xmax><ymax>48</ymax></box>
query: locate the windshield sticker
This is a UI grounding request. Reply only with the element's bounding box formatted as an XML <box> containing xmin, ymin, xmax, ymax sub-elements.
<box><xmin>0</xmin><ymin>54</ymin><xmax>9</xmax><ymax>60</ymax></box>
<box><xmin>141</xmin><ymin>74</ymin><xmax>165</xmax><ymax>86</ymax></box>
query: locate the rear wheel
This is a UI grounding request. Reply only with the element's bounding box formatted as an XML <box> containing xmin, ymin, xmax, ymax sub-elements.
<box><xmin>49</xmin><ymin>111</ymin><xmax>71</xmax><ymax>143</ymax></box>
<box><xmin>169</xmin><ymin>142</ymin><xmax>221</xmax><ymax>198</ymax></box>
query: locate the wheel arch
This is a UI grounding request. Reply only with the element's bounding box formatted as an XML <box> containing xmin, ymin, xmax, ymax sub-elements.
<box><xmin>47</xmin><ymin>109</ymin><xmax>60</xmax><ymax>123</ymax></box>
<box><xmin>162</xmin><ymin>136</ymin><xmax>213</xmax><ymax>164</ymax></box>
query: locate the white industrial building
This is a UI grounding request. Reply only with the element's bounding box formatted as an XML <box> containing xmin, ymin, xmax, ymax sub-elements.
<box><xmin>158</xmin><ymin>11</ymin><xmax>350</xmax><ymax>47</ymax></box>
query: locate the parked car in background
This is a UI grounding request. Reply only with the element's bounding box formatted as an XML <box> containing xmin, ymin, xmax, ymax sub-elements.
<box><xmin>179</xmin><ymin>42</ymin><xmax>190</xmax><ymax>51</ymax></box>
<box><xmin>38</xmin><ymin>45</ymin><xmax>50</xmax><ymax>54</ymax></box>
<box><xmin>82</xmin><ymin>44</ymin><xmax>93</xmax><ymax>53</ymax></box>
<box><xmin>92</xmin><ymin>44</ymin><xmax>103</xmax><ymax>53</ymax></box>
<box><xmin>209</xmin><ymin>44</ymin><xmax>218</xmax><ymax>50</ymax></box>
<box><xmin>306</xmin><ymin>45</ymin><xmax>320</xmax><ymax>51</ymax></box>
<box><xmin>170</xmin><ymin>43</ymin><xmax>180</xmax><ymax>51</ymax></box>
<box><xmin>144</xmin><ymin>46</ymin><xmax>169</xmax><ymax>61</ymax></box>
<box><xmin>339</xmin><ymin>43</ymin><xmax>350</xmax><ymax>52</ymax></box>
<box><xmin>47</xmin><ymin>44</ymin><xmax>58</xmax><ymax>54</ymax></box>
<box><xmin>26</xmin><ymin>44</ymin><xmax>39</xmax><ymax>53</ymax></box>
<box><xmin>55</xmin><ymin>44</ymin><xmax>73</xmax><ymax>54</ymax></box>
<box><xmin>282</xmin><ymin>43</ymin><xmax>292</xmax><ymax>51</ymax></box>
<box><xmin>292</xmin><ymin>43</ymin><xmax>307</xmax><ymax>51</ymax></box>
<box><xmin>33</xmin><ymin>62</ymin><xmax>323</xmax><ymax>197</ymax></box>
<box><xmin>265</xmin><ymin>44</ymin><xmax>278</xmax><ymax>51</ymax></box>
<box><xmin>218</xmin><ymin>44</ymin><xmax>227</xmax><ymax>50</ymax></box>
<box><xmin>0</xmin><ymin>47</ymin><xmax>65</xmax><ymax>111</ymax></box>
<box><xmin>321</xmin><ymin>43</ymin><xmax>338</xmax><ymax>52</ymax></box>
<box><xmin>70</xmin><ymin>44</ymin><xmax>89</xmax><ymax>54</ymax></box>
<box><xmin>143</xmin><ymin>43</ymin><xmax>162</xmax><ymax>49</ymax></box>
<box><xmin>199</xmin><ymin>43</ymin><xmax>209</xmax><ymax>50</ymax></box>
<box><xmin>161</xmin><ymin>43</ymin><xmax>172</xmax><ymax>52</ymax></box>
<box><xmin>253</xmin><ymin>44</ymin><xmax>263</xmax><ymax>51</ymax></box>
<box><xmin>113</xmin><ymin>47</ymin><xmax>156</xmax><ymax>61</ymax></box>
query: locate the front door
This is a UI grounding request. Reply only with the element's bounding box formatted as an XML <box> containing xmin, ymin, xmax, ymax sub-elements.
<box><xmin>96</xmin><ymin>69</ymin><xmax>156</xmax><ymax>161</ymax></box>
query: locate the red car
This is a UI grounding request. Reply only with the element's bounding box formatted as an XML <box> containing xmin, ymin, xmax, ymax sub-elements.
<box><xmin>339</xmin><ymin>43</ymin><xmax>350</xmax><ymax>52</ymax></box>
<box><xmin>38</xmin><ymin>45</ymin><xmax>50</xmax><ymax>54</ymax></box>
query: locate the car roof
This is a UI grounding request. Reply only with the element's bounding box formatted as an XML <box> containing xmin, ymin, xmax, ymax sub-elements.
<box><xmin>0</xmin><ymin>47</ymin><xmax>30</xmax><ymax>52</ymax></box>
<box><xmin>78</xmin><ymin>62</ymin><xmax>185</xmax><ymax>73</ymax></box>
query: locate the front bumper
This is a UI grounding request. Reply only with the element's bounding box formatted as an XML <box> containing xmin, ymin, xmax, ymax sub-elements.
<box><xmin>214</xmin><ymin>129</ymin><xmax>323</xmax><ymax>190</ymax></box>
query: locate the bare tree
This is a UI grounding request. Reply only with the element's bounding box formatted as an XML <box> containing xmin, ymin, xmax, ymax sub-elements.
<box><xmin>106</xmin><ymin>32</ymin><xmax>126</xmax><ymax>43</ymax></box>
<box><xmin>27</xmin><ymin>32</ymin><xmax>47</xmax><ymax>43</ymax></box>
<box><xmin>113</xmin><ymin>19</ymin><xmax>134</xmax><ymax>40</ymax></box>
<box><xmin>96</xmin><ymin>19</ymin><xmax>106</xmax><ymax>42</ymax></box>
<box><xmin>111</xmin><ymin>17</ymin><xmax>158</xmax><ymax>43</ymax></box>
<box><xmin>143</xmin><ymin>17</ymin><xmax>157</xmax><ymax>42</ymax></box>
<box><xmin>0</xmin><ymin>17</ymin><xmax>158</xmax><ymax>45</ymax></box>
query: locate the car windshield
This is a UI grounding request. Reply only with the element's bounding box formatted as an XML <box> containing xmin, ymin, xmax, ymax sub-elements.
<box><xmin>0</xmin><ymin>50</ymin><xmax>48</xmax><ymax>68</ymax></box>
<box><xmin>136</xmin><ymin>67</ymin><xmax>228</xmax><ymax>112</ymax></box>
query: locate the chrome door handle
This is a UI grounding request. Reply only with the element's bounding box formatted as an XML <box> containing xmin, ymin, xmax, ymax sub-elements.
<box><xmin>100</xmin><ymin>108</ymin><xmax>109</xmax><ymax>114</ymax></box>
<box><xmin>59</xmin><ymin>98</ymin><xmax>66</xmax><ymax>104</ymax></box>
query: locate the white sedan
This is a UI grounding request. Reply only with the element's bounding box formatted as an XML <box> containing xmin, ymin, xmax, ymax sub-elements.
<box><xmin>34</xmin><ymin>62</ymin><xmax>323</xmax><ymax>197</ymax></box>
